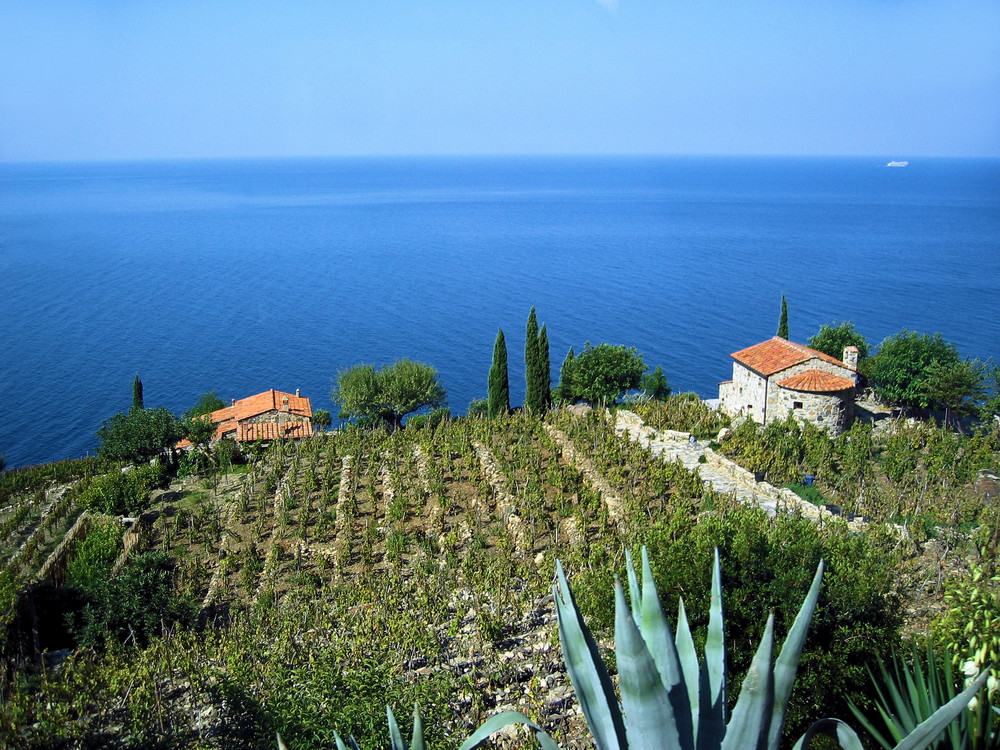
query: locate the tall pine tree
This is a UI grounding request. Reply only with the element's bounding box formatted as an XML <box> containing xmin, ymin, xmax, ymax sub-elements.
<box><xmin>487</xmin><ymin>328</ymin><xmax>510</xmax><ymax>418</ymax></box>
<box><xmin>132</xmin><ymin>373</ymin><xmax>144</xmax><ymax>411</ymax></box>
<box><xmin>524</xmin><ymin>307</ymin><xmax>544</xmax><ymax>413</ymax></box>
<box><xmin>777</xmin><ymin>294</ymin><xmax>789</xmax><ymax>339</ymax></box>
<box><xmin>538</xmin><ymin>324</ymin><xmax>551</xmax><ymax>409</ymax></box>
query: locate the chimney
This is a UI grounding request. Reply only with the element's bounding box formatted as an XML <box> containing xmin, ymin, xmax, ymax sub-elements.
<box><xmin>231</xmin><ymin>398</ymin><xmax>236</xmax><ymax>406</ymax></box>
<box><xmin>843</xmin><ymin>346</ymin><xmax>859</xmax><ymax>371</ymax></box>
<box><xmin>295</xmin><ymin>388</ymin><xmax>300</xmax><ymax>397</ymax></box>
<box><xmin>281</xmin><ymin>395</ymin><xmax>289</xmax><ymax>412</ymax></box>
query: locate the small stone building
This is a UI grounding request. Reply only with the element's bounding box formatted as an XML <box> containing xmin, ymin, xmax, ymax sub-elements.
<box><xmin>718</xmin><ymin>338</ymin><xmax>858</xmax><ymax>435</ymax></box>
<box><xmin>176</xmin><ymin>389</ymin><xmax>314</xmax><ymax>448</ymax></box>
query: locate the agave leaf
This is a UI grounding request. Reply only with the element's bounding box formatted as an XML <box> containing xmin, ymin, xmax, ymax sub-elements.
<box><xmin>698</xmin><ymin>550</ymin><xmax>726</xmax><ymax>750</ymax></box>
<box><xmin>791</xmin><ymin>718</ymin><xmax>866</xmax><ymax>750</ymax></box>
<box><xmin>767</xmin><ymin>560</ymin><xmax>823</xmax><ymax>750</ymax></box>
<box><xmin>892</xmin><ymin>671</ymin><xmax>989</xmax><ymax>750</ymax></box>
<box><xmin>640</xmin><ymin>548</ymin><xmax>694</xmax><ymax>747</ymax></box>
<box><xmin>721</xmin><ymin>614</ymin><xmax>775</xmax><ymax>750</ymax></box>
<box><xmin>676</xmin><ymin>597</ymin><xmax>701</xmax><ymax>742</ymax></box>
<box><xmin>626</xmin><ymin>548</ymin><xmax>642</xmax><ymax>630</ymax></box>
<box><xmin>277</xmin><ymin>734</ymin><xmax>289</xmax><ymax>750</ymax></box>
<box><xmin>553</xmin><ymin>560</ymin><xmax>626</xmax><ymax>750</ymax></box>
<box><xmin>388</xmin><ymin>706</ymin><xmax>408</xmax><ymax>750</ymax></box>
<box><xmin>614</xmin><ymin>580</ymin><xmax>681</xmax><ymax>750</ymax></box>
<box><xmin>456</xmin><ymin>710</ymin><xmax>560</xmax><ymax>750</ymax></box>
<box><xmin>410</xmin><ymin>705</ymin><xmax>425</xmax><ymax>750</ymax></box>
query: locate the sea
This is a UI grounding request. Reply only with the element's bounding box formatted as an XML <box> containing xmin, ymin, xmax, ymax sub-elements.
<box><xmin>1</xmin><ymin>156</ymin><xmax>998</xmax><ymax>469</ymax></box>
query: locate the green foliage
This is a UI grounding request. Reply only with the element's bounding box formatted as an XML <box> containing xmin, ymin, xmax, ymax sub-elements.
<box><xmin>865</xmin><ymin>330</ymin><xmax>961</xmax><ymax>408</ymax></box>
<box><xmin>407</xmin><ymin>407</ymin><xmax>451</xmax><ymax>430</ymax></box>
<box><xmin>488</xmin><ymin>328</ymin><xmax>510</xmax><ymax>418</ymax></box>
<box><xmin>96</xmin><ymin>406</ymin><xmax>185</xmax><ymax>463</ymax></box>
<box><xmin>919</xmin><ymin>359</ymin><xmax>988</xmax><ymax>426</ymax></box>
<box><xmin>980</xmin><ymin>363</ymin><xmax>1000</xmax><ymax>420</ymax></box>
<box><xmin>561</xmin><ymin>342</ymin><xmax>645</xmax><ymax>406</ymax></box>
<box><xmin>312</xmin><ymin>409</ymin><xmax>332</xmax><ymax>429</ymax></box>
<box><xmin>777</xmin><ymin>294</ymin><xmax>789</xmax><ymax>339</ymax></box>
<box><xmin>539</xmin><ymin>324</ymin><xmax>552</xmax><ymax>410</ymax></box>
<box><xmin>333</xmin><ymin>359</ymin><xmax>447</xmax><ymax>430</ymax></box>
<box><xmin>65</xmin><ymin>518</ymin><xmax>124</xmax><ymax>590</ymax></box>
<box><xmin>0</xmin><ymin>455</ymin><xmax>102</xmax><ymax>507</ymax></box>
<box><xmin>933</xmin><ymin>563</ymin><xmax>1000</xmax><ymax>678</ymax></box>
<box><xmin>808</xmin><ymin>321</ymin><xmax>870</xmax><ymax>361</ymax></box>
<box><xmin>525</xmin><ymin>308</ymin><xmax>547</xmax><ymax>413</ymax></box>
<box><xmin>0</xmin><ymin>452</ymin><xmax>5</xmax><ymax>473</ymax></box>
<box><xmin>555</xmin><ymin>346</ymin><xmax>576</xmax><ymax>405</ymax></box>
<box><xmin>632</xmin><ymin>394</ymin><xmax>731</xmax><ymax>439</ymax></box>
<box><xmin>132</xmin><ymin>373</ymin><xmax>144</xmax><ymax>411</ymax></box>
<box><xmin>849</xmin><ymin>644</ymin><xmax>999</xmax><ymax>750</ymax></box>
<box><xmin>74</xmin><ymin>551</ymin><xmax>196</xmax><ymax>648</ymax></box>
<box><xmin>79</xmin><ymin>462</ymin><xmax>167</xmax><ymax>516</ymax></box>
<box><xmin>185</xmin><ymin>414</ymin><xmax>216</xmax><ymax>447</ymax></box>
<box><xmin>639</xmin><ymin>366</ymin><xmax>671</xmax><ymax>401</ymax></box>
<box><xmin>184</xmin><ymin>390</ymin><xmax>227</xmax><ymax>420</ymax></box>
<box><xmin>467</xmin><ymin>398</ymin><xmax>488</xmax><ymax>418</ymax></box>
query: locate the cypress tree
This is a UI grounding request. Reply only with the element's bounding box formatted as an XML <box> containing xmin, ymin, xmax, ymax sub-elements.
<box><xmin>556</xmin><ymin>346</ymin><xmax>575</xmax><ymax>404</ymax></box>
<box><xmin>487</xmin><ymin>328</ymin><xmax>510</xmax><ymax>418</ymax></box>
<box><xmin>538</xmin><ymin>324</ymin><xmax>551</xmax><ymax>409</ymax></box>
<box><xmin>525</xmin><ymin>308</ymin><xmax>542</xmax><ymax>412</ymax></box>
<box><xmin>777</xmin><ymin>294</ymin><xmax>789</xmax><ymax>340</ymax></box>
<box><xmin>132</xmin><ymin>373</ymin><xmax>144</xmax><ymax>410</ymax></box>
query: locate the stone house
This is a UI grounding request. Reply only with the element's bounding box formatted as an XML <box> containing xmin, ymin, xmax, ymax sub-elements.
<box><xmin>718</xmin><ymin>337</ymin><xmax>859</xmax><ymax>435</ymax></box>
<box><xmin>177</xmin><ymin>389</ymin><xmax>314</xmax><ymax>448</ymax></box>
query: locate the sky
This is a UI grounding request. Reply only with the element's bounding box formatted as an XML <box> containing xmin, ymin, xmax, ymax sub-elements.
<box><xmin>1</xmin><ymin>0</ymin><xmax>998</xmax><ymax>161</ymax></box>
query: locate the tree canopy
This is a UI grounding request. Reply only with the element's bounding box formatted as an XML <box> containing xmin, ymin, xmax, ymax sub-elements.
<box><xmin>132</xmin><ymin>374</ymin><xmax>144</xmax><ymax>411</ymax></box>
<box><xmin>559</xmin><ymin>343</ymin><xmax>646</xmax><ymax>405</ymax></box>
<box><xmin>864</xmin><ymin>330</ymin><xmax>960</xmax><ymax>408</ymax></box>
<box><xmin>639</xmin><ymin>365</ymin><xmax>671</xmax><ymax>402</ymax></box>
<box><xmin>332</xmin><ymin>359</ymin><xmax>447</xmax><ymax>430</ymax></box>
<box><xmin>808</xmin><ymin>321</ymin><xmax>870</xmax><ymax>361</ymax></box>
<box><xmin>96</xmin><ymin>407</ymin><xmax>185</xmax><ymax>463</ymax></box>
<box><xmin>919</xmin><ymin>359</ymin><xmax>987</xmax><ymax>429</ymax></box>
<box><xmin>184</xmin><ymin>391</ymin><xmax>227</xmax><ymax>420</ymax></box>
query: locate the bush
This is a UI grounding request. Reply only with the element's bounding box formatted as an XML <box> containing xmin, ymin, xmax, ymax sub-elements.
<box><xmin>79</xmin><ymin>462</ymin><xmax>166</xmax><ymax>516</ymax></box>
<box><xmin>65</xmin><ymin>518</ymin><xmax>124</xmax><ymax>589</ymax></box>
<box><xmin>570</xmin><ymin>503</ymin><xmax>904</xmax><ymax>742</ymax></box>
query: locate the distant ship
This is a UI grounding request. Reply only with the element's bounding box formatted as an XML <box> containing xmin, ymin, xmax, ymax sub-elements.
<box><xmin>887</xmin><ymin>161</ymin><xmax>909</xmax><ymax>167</ymax></box>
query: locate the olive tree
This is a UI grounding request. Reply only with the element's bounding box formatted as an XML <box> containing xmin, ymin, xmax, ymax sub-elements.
<box><xmin>864</xmin><ymin>330</ymin><xmax>960</xmax><ymax>408</ymax></box>
<box><xmin>332</xmin><ymin>358</ymin><xmax>446</xmax><ymax>430</ymax></box>
<box><xmin>96</xmin><ymin>407</ymin><xmax>185</xmax><ymax>463</ymax></box>
<box><xmin>561</xmin><ymin>343</ymin><xmax>645</xmax><ymax>405</ymax></box>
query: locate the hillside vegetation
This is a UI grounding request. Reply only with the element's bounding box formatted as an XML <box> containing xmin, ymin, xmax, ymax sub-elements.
<box><xmin>0</xmin><ymin>403</ymin><xmax>997</xmax><ymax>749</ymax></box>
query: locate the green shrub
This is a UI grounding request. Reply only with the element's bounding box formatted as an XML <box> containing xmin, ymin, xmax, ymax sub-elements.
<box><xmin>79</xmin><ymin>462</ymin><xmax>165</xmax><ymax>516</ymax></box>
<box><xmin>65</xmin><ymin>518</ymin><xmax>124</xmax><ymax>589</ymax></box>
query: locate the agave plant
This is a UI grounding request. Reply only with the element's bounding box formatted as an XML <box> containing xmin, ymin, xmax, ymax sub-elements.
<box><xmin>279</xmin><ymin>548</ymin><xmax>987</xmax><ymax>749</ymax></box>
<box><xmin>848</xmin><ymin>644</ymin><xmax>1000</xmax><ymax>750</ymax></box>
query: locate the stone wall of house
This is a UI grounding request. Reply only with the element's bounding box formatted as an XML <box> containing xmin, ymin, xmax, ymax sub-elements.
<box><xmin>244</xmin><ymin>410</ymin><xmax>311</xmax><ymax>426</ymax></box>
<box><xmin>768</xmin><ymin>385</ymin><xmax>853</xmax><ymax>435</ymax></box>
<box><xmin>719</xmin><ymin>363</ymin><xmax>767</xmax><ymax>423</ymax></box>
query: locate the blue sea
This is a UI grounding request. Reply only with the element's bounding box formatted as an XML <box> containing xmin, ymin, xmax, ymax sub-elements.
<box><xmin>1</xmin><ymin>156</ymin><xmax>998</xmax><ymax>469</ymax></box>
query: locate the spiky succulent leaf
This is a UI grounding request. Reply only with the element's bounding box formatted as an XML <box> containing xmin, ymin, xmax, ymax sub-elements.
<box><xmin>626</xmin><ymin>548</ymin><xmax>642</xmax><ymax>630</ymax></box>
<box><xmin>698</xmin><ymin>550</ymin><xmax>726</xmax><ymax>750</ymax></box>
<box><xmin>456</xmin><ymin>711</ymin><xmax>560</xmax><ymax>750</ymax></box>
<box><xmin>553</xmin><ymin>560</ymin><xmax>626</xmax><ymax>750</ymax></box>
<box><xmin>792</xmin><ymin>718</ymin><xmax>867</xmax><ymax>750</ymax></box>
<box><xmin>892</xmin><ymin>671</ymin><xmax>989</xmax><ymax>750</ymax></box>
<box><xmin>676</xmin><ymin>597</ymin><xmax>701</xmax><ymax>742</ymax></box>
<box><xmin>410</xmin><ymin>705</ymin><xmax>425</xmax><ymax>750</ymax></box>
<box><xmin>721</xmin><ymin>614</ymin><xmax>775</xmax><ymax>750</ymax></box>
<box><xmin>387</xmin><ymin>706</ymin><xmax>407</xmax><ymax>750</ymax></box>
<box><xmin>639</xmin><ymin>548</ymin><xmax>694</xmax><ymax>747</ymax></box>
<box><xmin>614</xmin><ymin>580</ymin><xmax>680</xmax><ymax>749</ymax></box>
<box><xmin>767</xmin><ymin>560</ymin><xmax>824</xmax><ymax>749</ymax></box>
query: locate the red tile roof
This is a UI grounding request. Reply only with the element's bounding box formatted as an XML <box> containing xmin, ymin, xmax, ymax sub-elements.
<box><xmin>175</xmin><ymin>389</ymin><xmax>313</xmax><ymax>448</ymax></box>
<box><xmin>731</xmin><ymin>337</ymin><xmax>849</xmax><ymax>377</ymax></box>
<box><xmin>777</xmin><ymin>369</ymin><xmax>856</xmax><ymax>393</ymax></box>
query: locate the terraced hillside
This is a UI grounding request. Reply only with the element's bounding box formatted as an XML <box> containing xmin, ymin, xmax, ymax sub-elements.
<box><xmin>0</xmin><ymin>405</ymin><xmax>994</xmax><ymax>749</ymax></box>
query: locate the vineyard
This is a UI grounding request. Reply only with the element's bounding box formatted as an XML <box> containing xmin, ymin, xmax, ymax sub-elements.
<box><xmin>0</xmin><ymin>405</ymin><xmax>997</xmax><ymax>748</ymax></box>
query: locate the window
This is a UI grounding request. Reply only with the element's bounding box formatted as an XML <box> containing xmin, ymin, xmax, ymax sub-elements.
<box><xmin>793</xmin><ymin>401</ymin><xmax>803</xmax><ymax>410</ymax></box>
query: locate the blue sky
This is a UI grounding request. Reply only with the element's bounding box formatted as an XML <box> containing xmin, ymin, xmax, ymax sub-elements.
<box><xmin>1</xmin><ymin>0</ymin><xmax>997</xmax><ymax>161</ymax></box>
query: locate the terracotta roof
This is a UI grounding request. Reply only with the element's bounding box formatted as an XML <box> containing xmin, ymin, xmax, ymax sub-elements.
<box><xmin>175</xmin><ymin>389</ymin><xmax>313</xmax><ymax>448</ymax></box>
<box><xmin>777</xmin><ymin>369</ymin><xmax>856</xmax><ymax>393</ymax></box>
<box><xmin>731</xmin><ymin>337</ymin><xmax>849</xmax><ymax>377</ymax></box>
<box><xmin>238</xmin><ymin>421</ymin><xmax>313</xmax><ymax>441</ymax></box>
